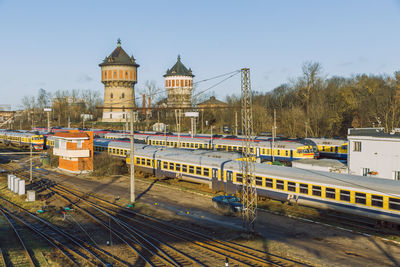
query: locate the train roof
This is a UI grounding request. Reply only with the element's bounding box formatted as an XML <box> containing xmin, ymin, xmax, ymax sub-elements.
<box><xmin>0</xmin><ymin>130</ymin><xmax>42</xmax><ymax>138</ymax></box>
<box><xmin>306</xmin><ymin>138</ymin><xmax>347</xmax><ymax>146</ymax></box>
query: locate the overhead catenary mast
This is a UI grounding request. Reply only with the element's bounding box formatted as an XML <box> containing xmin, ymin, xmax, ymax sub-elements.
<box><xmin>240</xmin><ymin>68</ymin><xmax>257</xmax><ymax>233</ymax></box>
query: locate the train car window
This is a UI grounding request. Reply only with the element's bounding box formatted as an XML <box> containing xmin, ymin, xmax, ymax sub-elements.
<box><xmin>191</xmin><ymin>143</ymin><xmax>194</xmax><ymax>148</ymax></box>
<box><xmin>326</xmin><ymin>188</ymin><xmax>336</xmax><ymax>199</ymax></box>
<box><xmin>166</xmin><ymin>142</ymin><xmax>170</xmax><ymax>146</ymax></box>
<box><xmin>195</xmin><ymin>144</ymin><xmax>199</xmax><ymax>148</ymax></box>
<box><xmin>265</xmin><ymin>178</ymin><xmax>273</xmax><ymax>188</ymax></box>
<box><xmin>146</xmin><ymin>159</ymin><xmax>151</xmax><ymax>166</ymax></box>
<box><xmin>389</xmin><ymin>198</ymin><xmax>400</xmax><ymax>211</ymax></box>
<box><xmin>176</xmin><ymin>164</ymin><xmax>181</xmax><ymax>171</ymax></box>
<box><xmin>285</xmin><ymin>150</ymin><xmax>289</xmax><ymax>156</ymax></box>
<box><xmin>196</xmin><ymin>167</ymin><xmax>202</xmax><ymax>175</ymax></box>
<box><xmin>236</xmin><ymin>173</ymin><xmax>243</xmax><ymax>183</ymax></box>
<box><xmin>312</xmin><ymin>186</ymin><xmax>322</xmax><ymax>196</ymax></box>
<box><xmin>276</xmin><ymin>180</ymin><xmax>284</xmax><ymax>190</ymax></box>
<box><xmin>371</xmin><ymin>195</ymin><xmax>383</xmax><ymax>207</ymax></box>
<box><xmin>182</xmin><ymin>165</ymin><xmax>187</xmax><ymax>172</ymax></box>
<box><xmin>163</xmin><ymin>162</ymin><xmax>168</xmax><ymax>169</ymax></box>
<box><xmin>112</xmin><ymin>148</ymin><xmax>116</xmax><ymax>154</ymax></box>
<box><xmin>300</xmin><ymin>184</ymin><xmax>308</xmax><ymax>194</ymax></box>
<box><xmin>340</xmin><ymin>190</ymin><xmax>351</xmax><ymax>202</ymax></box>
<box><xmin>136</xmin><ymin>158</ymin><xmax>140</xmax><ymax>164</ymax></box>
<box><xmin>203</xmin><ymin>168</ymin><xmax>210</xmax><ymax>176</ymax></box>
<box><xmin>189</xmin><ymin>166</ymin><xmax>194</xmax><ymax>174</ymax></box>
<box><xmin>277</xmin><ymin>150</ymin><xmax>280</xmax><ymax>156</ymax></box>
<box><xmin>141</xmin><ymin>158</ymin><xmax>145</xmax><ymax>165</ymax></box>
<box><xmin>287</xmin><ymin>182</ymin><xmax>296</xmax><ymax>192</ymax></box>
<box><xmin>255</xmin><ymin>176</ymin><xmax>262</xmax><ymax>186</ymax></box>
<box><xmin>169</xmin><ymin>163</ymin><xmax>174</xmax><ymax>170</ymax></box>
<box><xmin>355</xmin><ymin>192</ymin><xmax>366</xmax><ymax>204</ymax></box>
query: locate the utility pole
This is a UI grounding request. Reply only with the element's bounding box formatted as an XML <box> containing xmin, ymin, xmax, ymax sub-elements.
<box><xmin>30</xmin><ymin>143</ymin><xmax>33</xmax><ymax>183</ymax></box>
<box><xmin>235</xmin><ymin>111</ymin><xmax>238</xmax><ymax>136</ymax></box>
<box><xmin>241</xmin><ymin>68</ymin><xmax>257</xmax><ymax>233</ymax></box>
<box><xmin>305</xmin><ymin>121</ymin><xmax>308</xmax><ymax>138</ymax></box>
<box><xmin>129</xmin><ymin>110</ymin><xmax>135</xmax><ymax>203</ymax></box>
<box><xmin>175</xmin><ymin>109</ymin><xmax>181</xmax><ymax>148</ymax></box>
<box><xmin>272</xmin><ymin>109</ymin><xmax>276</xmax><ymax>162</ymax></box>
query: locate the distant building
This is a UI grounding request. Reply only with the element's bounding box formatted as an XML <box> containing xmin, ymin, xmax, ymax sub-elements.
<box><xmin>53</xmin><ymin>131</ymin><xmax>93</xmax><ymax>173</ymax></box>
<box><xmin>197</xmin><ymin>96</ymin><xmax>227</xmax><ymax>109</ymax></box>
<box><xmin>164</xmin><ymin>55</ymin><xmax>194</xmax><ymax>108</ymax></box>
<box><xmin>99</xmin><ymin>39</ymin><xmax>139</xmax><ymax>122</ymax></box>
<box><xmin>0</xmin><ymin>111</ymin><xmax>15</xmax><ymax>123</ymax></box>
<box><xmin>348</xmin><ymin>128</ymin><xmax>400</xmax><ymax>180</ymax></box>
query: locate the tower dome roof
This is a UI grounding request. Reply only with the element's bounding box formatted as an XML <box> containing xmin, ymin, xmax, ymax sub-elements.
<box><xmin>99</xmin><ymin>39</ymin><xmax>139</xmax><ymax>67</ymax></box>
<box><xmin>164</xmin><ymin>55</ymin><xmax>194</xmax><ymax>77</ymax></box>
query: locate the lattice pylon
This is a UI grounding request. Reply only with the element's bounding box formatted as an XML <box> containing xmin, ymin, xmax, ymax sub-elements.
<box><xmin>241</xmin><ymin>68</ymin><xmax>257</xmax><ymax>233</ymax></box>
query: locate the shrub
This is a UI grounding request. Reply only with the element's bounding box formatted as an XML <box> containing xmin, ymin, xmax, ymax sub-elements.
<box><xmin>92</xmin><ymin>152</ymin><xmax>128</xmax><ymax>177</ymax></box>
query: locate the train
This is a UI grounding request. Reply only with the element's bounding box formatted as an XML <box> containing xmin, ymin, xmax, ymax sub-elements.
<box><xmin>104</xmin><ymin>132</ymin><xmax>318</xmax><ymax>162</ymax></box>
<box><xmin>89</xmin><ymin>138</ymin><xmax>400</xmax><ymax>225</ymax></box>
<box><xmin>306</xmin><ymin>138</ymin><xmax>348</xmax><ymax>160</ymax></box>
<box><xmin>0</xmin><ymin>130</ymin><xmax>45</xmax><ymax>150</ymax></box>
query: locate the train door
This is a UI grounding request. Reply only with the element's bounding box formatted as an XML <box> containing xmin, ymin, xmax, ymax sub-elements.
<box><xmin>211</xmin><ymin>168</ymin><xmax>220</xmax><ymax>192</ymax></box>
<box><xmin>290</xmin><ymin>150</ymin><xmax>293</xmax><ymax>161</ymax></box>
<box><xmin>226</xmin><ymin>170</ymin><xmax>235</xmax><ymax>194</ymax></box>
<box><xmin>156</xmin><ymin>160</ymin><xmax>162</xmax><ymax>177</ymax></box>
<box><xmin>256</xmin><ymin>147</ymin><xmax>260</xmax><ymax>158</ymax></box>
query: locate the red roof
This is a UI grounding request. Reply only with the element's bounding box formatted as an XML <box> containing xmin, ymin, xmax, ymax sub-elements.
<box><xmin>54</xmin><ymin>132</ymin><xmax>89</xmax><ymax>139</ymax></box>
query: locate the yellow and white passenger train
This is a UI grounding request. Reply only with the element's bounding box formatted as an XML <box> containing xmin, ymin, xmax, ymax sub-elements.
<box><xmin>0</xmin><ymin>130</ymin><xmax>45</xmax><ymax>150</ymax></box>
<box><xmin>90</xmin><ymin>138</ymin><xmax>400</xmax><ymax>225</ymax></box>
<box><xmin>306</xmin><ymin>138</ymin><xmax>348</xmax><ymax>160</ymax></box>
<box><xmin>104</xmin><ymin>132</ymin><xmax>317</xmax><ymax>162</ymax></box>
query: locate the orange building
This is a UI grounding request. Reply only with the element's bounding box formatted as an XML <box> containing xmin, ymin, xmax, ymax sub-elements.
<box><xmin>53</xmin><ymin>131</ymin><xmax>93</xmax><ymax>173</ymax></box>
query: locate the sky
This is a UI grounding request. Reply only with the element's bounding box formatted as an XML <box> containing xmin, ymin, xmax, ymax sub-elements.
<box><xmin>1</xmin><ymin>0</ymin><xmax>400</xmax><ymax>109</ymax></box>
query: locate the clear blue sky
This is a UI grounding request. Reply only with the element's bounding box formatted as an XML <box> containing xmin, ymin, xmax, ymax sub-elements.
<box><xmin>1</xmin><ymin>0</ymin><xmax>400</xmax><ymax>108</ymax></box>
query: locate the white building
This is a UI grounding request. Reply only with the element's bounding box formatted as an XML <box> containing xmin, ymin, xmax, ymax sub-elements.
<box><xmin>348</xmin><ymin>128</ymin><xmax>400</xmax><ymax>180</ymax></box>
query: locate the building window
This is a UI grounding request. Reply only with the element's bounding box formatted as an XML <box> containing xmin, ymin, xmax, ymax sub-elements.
<box><xmin>176</xmin><ymin>80</ymin><xmax>179</xmax><ymax>86</ymax></box>
<box><xmin>362</xmin><ymin>168</ymin><xmax>370</xmax><ymax>176</ymax></box>
<box><xmin>113</xmin><ymin>71</ymin><xmax>117</xmax><ymax>78</ymax></box>
<box><xmin>353</xmin><ymin>141</ymin><xmax>361</xmax><ymax>152</ymax></box>
<box><xmin>393</xmin><ymin>171</ymin><xmax>400</xmax><ymax>180</ymax></box>
<box><xmin>122</xmin><ymin>93</ymin><xmax>125</xmax><ymax>99</ymax></box>
<box><xmin>172</xmin><ymin>80</ymin><xmax>175</xmax><ymax>87</ymax></box>
<box><xmin>104</xmin><ymin>71</ymin><xmax>107</xmax><ymax>78</ymax></box>
<box><xmin>77</xmin><ymin>141</ymin><xmax>82</xmax><ymax>149</ymax></box>
<box><xmin>126</xmin><ymin>71</ymin><xmax>128</xmax><ymax>78</ymax></box>
<box><xmin>110</xmin><ymin>114</ymin><xmax>112</xmax><ymax>119</ymax></box>
<box><xmin>111</xmin><ymin>93</ymin><xmax>113</xmax><ymax>99</ymax></box>
<box><xmin>185</xmin><ymin>80</ymin><xmax>188</xmax><ymax>86</ymax></box>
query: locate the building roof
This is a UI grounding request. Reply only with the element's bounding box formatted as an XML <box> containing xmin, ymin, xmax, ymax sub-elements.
<box><xmin>197</xmin><ymin>96</ymin><xmax>227</xmax><ymax>107</ymax></box>
<box><xmin>54</xmin><ymin>132</ymin><xmax>89</xmax><ymax>139</ymax></box>
<box><xmin>348</xmin><ymin>128</ymin><xmax>400</xmax><ymax>139</ymax></box>
<box><xmin>99</xmin><ymin>39</ymin><xmax>139</xmax><ymax>67</ymax></box>
<box><xmin>164</xmin><ymin>55</ymin><xmax>194</xmax><ymax>77</ymax></box>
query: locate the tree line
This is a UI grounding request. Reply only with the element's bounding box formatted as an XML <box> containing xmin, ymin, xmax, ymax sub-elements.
<box><xmin>218</xmin><ymin>62</ymin><xmax>400</xmax><ymax>138</ymax></box>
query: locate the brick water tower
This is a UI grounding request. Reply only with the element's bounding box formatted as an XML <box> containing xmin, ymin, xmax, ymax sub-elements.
<box><xmin>164</xmin><ymin>55</ymin><xmax>194</xmax><ymax>108</ymax></box>
<box><xmin>99</xmin><ymin>39</ymin><xmax>139</xmax><ymax>122</ymax></box>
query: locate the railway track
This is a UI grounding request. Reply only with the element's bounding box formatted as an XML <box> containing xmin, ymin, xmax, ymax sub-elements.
<box><xmin>0</xmin><ymin>207</ymin><xmax>36</xmax><ymax>266</ymax></box>
<box><xmin>1</xmin><ymin>163</ymin><xmax>308</xmax><ymax>266</ymax></box>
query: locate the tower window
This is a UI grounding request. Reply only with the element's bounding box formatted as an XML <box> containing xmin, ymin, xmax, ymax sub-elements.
<box><xmin>113</xmin><ymin>72</ymin><xmax>117</xmax><ymax>78</ymax></box>
<box><xmin>176</xmin><ymin>80</ymin><xmax>179</xmax><ymax>86</ymax></box>
<box><xmin>104</xmin><ymin>71</ymin><xmax>107</xmax><ymax>78</ymax></box>
<box><xmin>122</xmin><ymin>106</ymin><xmax>125</xmax><ymax>112</ymax></box>
<box><xmin>122</xmin><ymin>93</ymin><xmax>125</xmax><ymax>99</ymax></box>
<box><xmin>172</xmin><ymin>80</ymin><xmax>175</xmax><ymax>87</ymax></box>
<box><xmin>185</xmin><ymin>80</ymin><xmax>188</xmax><ymax>86</ymax></box>
<box><xmin>125</xmin><ymin>71</ymin><xmax>128</xmax><ymax>78</ymax></box>
<box><xmin>111</xmin><ymin>93</ymin><xmax>113</xmax><ymax>99</ymax></box>
<box><xmin>110</xmin><ymin>114</ymin><xmax>112</xmax><ymax>118</ymax></box>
